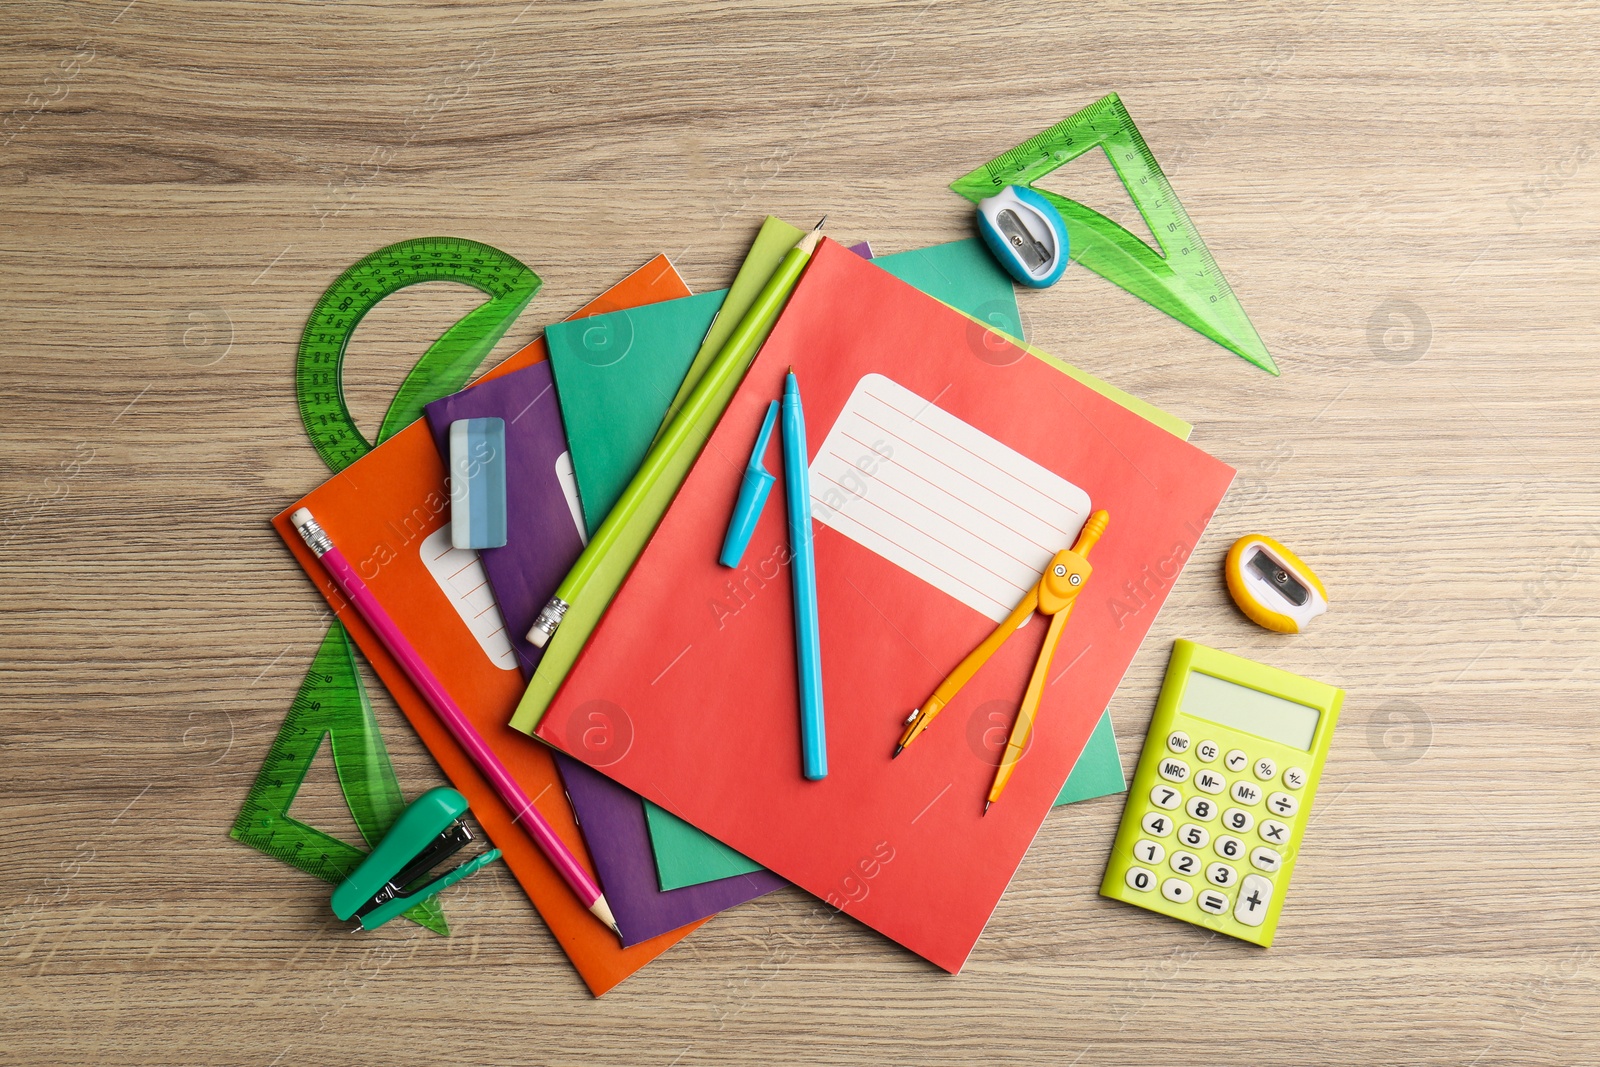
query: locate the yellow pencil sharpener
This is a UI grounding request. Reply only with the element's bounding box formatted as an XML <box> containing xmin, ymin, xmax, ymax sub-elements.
<box><xmin>1225</xmin><ymin>535</ymin><xmax>1328</xmax><ymax>633</ymax></box>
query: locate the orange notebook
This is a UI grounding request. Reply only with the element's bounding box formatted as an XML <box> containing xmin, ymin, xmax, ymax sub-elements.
<box><xmin>273</xmin><ymin>256</ymin><xmax>695</xmax><ymax>996</ymax></box>
<box><xmin>535</xmin><ymin>240</ymin><xmax>1236</xmax><ymax>972</ymax></box>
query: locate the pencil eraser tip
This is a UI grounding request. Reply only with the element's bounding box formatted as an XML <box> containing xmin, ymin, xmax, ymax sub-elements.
<box><xmin>290</xmin><ymin>508</ymin><xmax>313</xmax><ymax>530</ymax></box>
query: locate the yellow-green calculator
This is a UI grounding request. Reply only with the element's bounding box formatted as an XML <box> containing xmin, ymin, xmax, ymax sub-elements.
<box><xmin>1100</xmin><ymin>640</ymin><xmax>1343</xmax><ymax>946</ymax></box>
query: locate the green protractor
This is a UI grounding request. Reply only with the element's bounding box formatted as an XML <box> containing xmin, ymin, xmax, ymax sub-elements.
<box><xmin>237</xmin><ymin>237</ymin><xmax>540</xmax><ymax>932</ymax></box>
<box><xmin>952</xmin><ymin>92</ymin><xmax>1278</xmax><ymax>376</ymax></box>
<box><xmin>295</xmin><ymin>236</ymin><xmax>543</xmax><ymax>472</ymax></box>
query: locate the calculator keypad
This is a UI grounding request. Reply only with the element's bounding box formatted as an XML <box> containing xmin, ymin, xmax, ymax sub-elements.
<box><xmin>1119</xmin><ymin>727</ymin><xmax>1313</xmax><ymax>941</ymax></box>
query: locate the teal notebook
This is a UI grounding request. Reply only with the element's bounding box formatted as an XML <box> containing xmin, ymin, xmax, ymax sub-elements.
<box><xmin>546</xmin><ymin>239</ymin><xmax>1127</xmax><ymax>892</ymax></box>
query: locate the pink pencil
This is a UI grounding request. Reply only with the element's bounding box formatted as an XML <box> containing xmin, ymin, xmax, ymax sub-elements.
<box><xmin>290</xmin><ymin>507</ymin><xmax>620</xmax><ymax>938</ymax></box>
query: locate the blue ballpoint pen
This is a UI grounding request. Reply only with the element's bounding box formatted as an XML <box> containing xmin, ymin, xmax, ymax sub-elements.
<box><xmin>782</xmin><ymin>369</ymin><xmax>827</xmax><ymax>780</ymax></box>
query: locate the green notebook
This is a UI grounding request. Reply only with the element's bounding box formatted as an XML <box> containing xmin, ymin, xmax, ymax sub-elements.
<box><xmin>547</xmin><ymin>234</ymin><xmax>1138</xmax><ymax>891</ymax></box>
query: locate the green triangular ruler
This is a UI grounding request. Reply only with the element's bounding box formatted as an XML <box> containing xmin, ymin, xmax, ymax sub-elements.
<box><xmin>231</xmin><ymin>624</ymin><xmax>449</xmax><ymax>933</ymax></box>
<box><xmin>952</xmin><ymin>92</ymin><xmax>1278</xmax><ymax>375</ymax></box>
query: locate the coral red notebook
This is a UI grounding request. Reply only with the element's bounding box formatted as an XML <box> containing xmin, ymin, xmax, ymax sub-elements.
<box><xmin>274</xmin><ymin>256</ymin><xmax>699</xmax><ymax>995</ymax></box>
<box><xmin>534</xmin><ymin>240</ymin><xmax>1236</xmax><ymax>973</ymax></box>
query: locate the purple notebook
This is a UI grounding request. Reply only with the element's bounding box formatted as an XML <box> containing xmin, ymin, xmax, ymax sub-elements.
<box><xmin>424</xmin><ymin>360</ymin><xmax>784</xmax><ymax>945</ymax></box>
<box><xmin>555</xmin><ymin>752</ymin><xmax>785</xmax><ymax>945</ymax></box>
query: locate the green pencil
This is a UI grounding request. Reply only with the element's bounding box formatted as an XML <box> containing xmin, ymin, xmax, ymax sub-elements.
<box><xmin>527</xmin><ymin>219</ymin><xmax>826</xmax><ymax>649</ymax></box>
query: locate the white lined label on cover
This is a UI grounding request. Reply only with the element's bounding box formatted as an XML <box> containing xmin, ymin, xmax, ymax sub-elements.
<box><xmin>419</xmin><ymin>526</ymin><xmax>518</xmax><ymax>671</ymax></box>
<box><xmin>809</xmin><ymin>373</ymin><xmax>1090</xmax><ymax>624</ymax></box>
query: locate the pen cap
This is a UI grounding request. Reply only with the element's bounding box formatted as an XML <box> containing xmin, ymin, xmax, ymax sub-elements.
<box><xmin>719</xmin><ymin>400</ymin><xmax>781</xmax><ymax>568</ymax></box>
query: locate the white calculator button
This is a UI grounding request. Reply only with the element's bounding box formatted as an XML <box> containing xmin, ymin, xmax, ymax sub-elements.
<box><xmin>1205</xmin><ymin>861</ymin><xmax>1238</xmax><ymax>888</ymax></box>
<box><xmin>1234</xmin><ymin>874</ymin><xmax>1273</xmax><ymax>927</ymax></box>
<box><xmin>1185</xmin><ymin>796</ymin><xmax>1217</xmax><ymax>821</ymax></box>
<box><xmin>1251</xmin><ymin>845</ymin><xmax>1282</xmax><ymax>873</ymax></box>
<box><xmin>1157</xmin><ymin>758</ymin><xmax>1190</xmax><ymax>783</ymax></box>
<box><xmin>1133</xmin><ymin>839</ymin><xmax>1166</xmax><ymax>865</ymax></box>
<box><xmin>1225</xmin><ymin>749</ymin><xmax>1249</xmax><ymax>772</ymax></box>
<box><xmin>1195</xmin><ymin>740</ymin><xmax>1219</xmax><ymax>763</ymax></box>
<box><xmin>1167</xmin><ymin>731</ymin><xmax>1191</xmax><ymax>754</ymax></box>
<box><xmin>1267</xmin><ymin>791</ymin><xmax>1300</xmax><ymax>818</ymax></box>
<box><xmin>1161</xmin><ymin>878</ymin><xmax>1194</xmax><ymax>904</ymax></box>
<box><xmin>1230</xmin><ymin>780</ymin><xmax>1263</xmax><ymax>806</ymax></box>
<box><xmin>1151</xmin><ymin>785</ymin><xmax>1183</xmax><ymax>810</ymax></box>
<box><xmin>1197</xmin><ymin>888</ymin><xmax>1231</xmax><ymax>915</ymax></box>
<box><xmin>1223</xmin><ymin>807</ymin><xmax>1255</xmax><ymax>833</ymax></box>
<box><xmin>1283</xmin><ymin>766</ymin><xmax>1308</xmax><ymax>790</ymax></box>
<box><xmin>1125</xmin><ymin>866</ymin><xmax>1157</xmax><ymax>892</ymax></box>
<box><xmin>1141</xmin><ymin>811</ymin><xmax>1174</xmax><ymax>837</ymax></box>
<box><xmin>1254</xmin><ymin>757</ymin><xmax>1277</xmax><ymax>781</ymax></box>
<box><xmin>1214</xmin><ymin>834</ymin><xmax>1245</xmax><ymax>861</ymax></box>
<box><xmin>1169</xmin><ymin>850</ymin><xmax>1201</xmax><ymax>877</ymax></box>
<box><xmin>1194</xmin><ymin>769</ymin><xmax>1227</xmax><ymax>795</ymax></box>
<box><xmin>1177</xmin><ymin>823</ymin><xmax>1210</xmax><ymax>849</ymax></box>
<box><xmin>1259</xmin><ymin>819</ymin><xmax>1291</xmax><ymax>846</ymax></box>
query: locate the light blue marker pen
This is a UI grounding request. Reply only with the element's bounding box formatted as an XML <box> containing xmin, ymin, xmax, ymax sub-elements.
<box><xmin>782</xmin><ymin>369</ymin><xmax>827</xmax><ymax>780</ymax></box>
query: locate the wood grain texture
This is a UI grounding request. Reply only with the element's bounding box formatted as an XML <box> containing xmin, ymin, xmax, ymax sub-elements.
<box><xmin>3</xmin><ymin>1</ymin><xmax>1598</xmax><ymax>1063</ymax></box>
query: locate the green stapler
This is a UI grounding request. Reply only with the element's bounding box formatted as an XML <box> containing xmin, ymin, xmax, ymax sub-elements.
<box><xmin>332</xmin><ymin>786</ymin><xmax>501</xmax><ymax>931</ymax></box>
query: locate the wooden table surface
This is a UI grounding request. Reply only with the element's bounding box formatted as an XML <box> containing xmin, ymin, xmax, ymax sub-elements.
<box><xmin>5</xmin><ymin>2</ymin><xmax>1597</xmax><ymax>1064</ymax></box>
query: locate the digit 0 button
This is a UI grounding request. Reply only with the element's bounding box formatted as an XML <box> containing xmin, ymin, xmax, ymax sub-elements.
<box><xmin>1234</xmin><ymin>874</ymin><xmax>1274</xmax><ymax>927</ymax></box>
<box><xmin>1126</xmin><ymin>867</ymin><xmax>1157</xmax><ymax>892</ymax></box>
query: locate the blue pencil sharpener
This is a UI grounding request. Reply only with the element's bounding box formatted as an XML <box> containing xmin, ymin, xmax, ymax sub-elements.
<box><xmin>976</xmin><ymin>185</ymin><xmax>1069</xmax><ymax>288</ymax></box>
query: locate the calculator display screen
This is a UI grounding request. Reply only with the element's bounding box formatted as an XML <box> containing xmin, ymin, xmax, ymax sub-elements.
<box><xmin>1180</xmin><ymin>670</ymin><xmax>1321</xmax><ymax>751</ymax></box>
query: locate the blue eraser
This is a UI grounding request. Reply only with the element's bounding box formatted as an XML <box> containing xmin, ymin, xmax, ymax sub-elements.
<box><xmin>719</xmin><ymin>401</ymin><xmax>780</xmax><ymax>568</ymax></box>
<box><xmin>449</xmin><ymin>417</ymin><xmax>507</xmax><ymax>550</ymax></box>
<box><xmin>976</xmin><ymin>185</ymin><xmax>1069</xmax><ymax>288</ymax></box>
